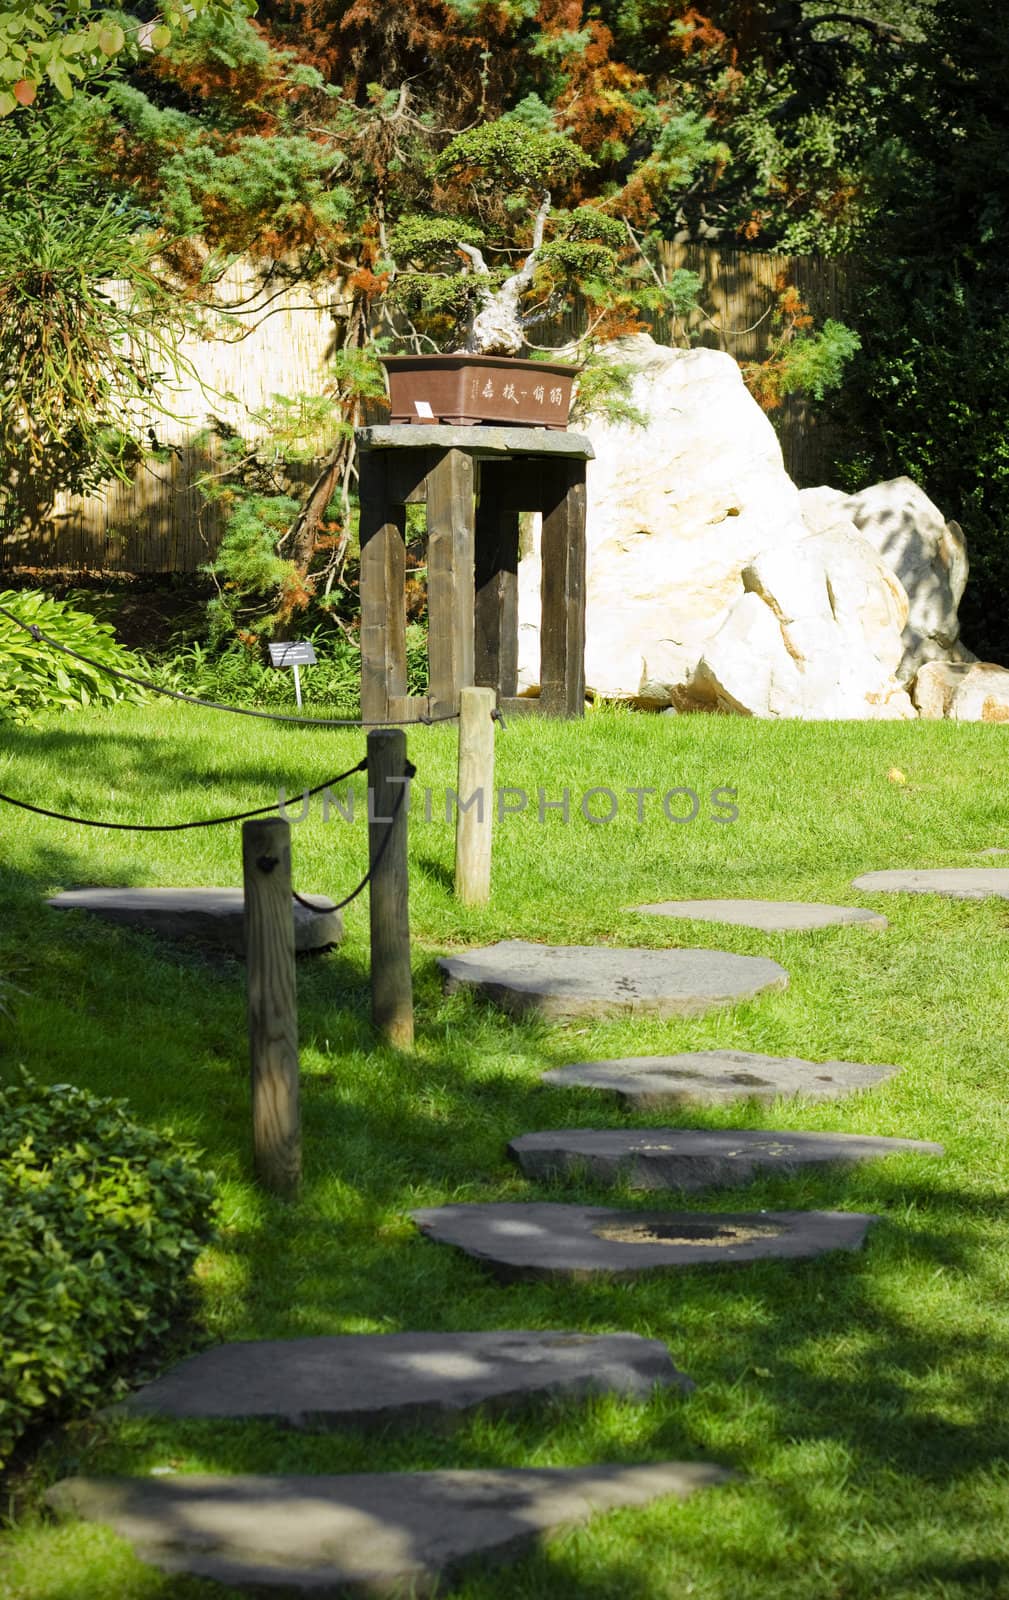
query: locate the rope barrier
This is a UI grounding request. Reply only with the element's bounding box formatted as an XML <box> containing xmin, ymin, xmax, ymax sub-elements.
<box><xmin>0</xmin><ymin>759</ymin><xmax>368</xmax><ymax>833</ymax></box>
<box><xmin>0</xmin><ymin>602</ymin><xmax>460</xmax><ymax>729</ymax></box>
<box><xmin>0</xmin><ymin>598</ymin><xmax>501</xmax><ymax>915</ymax></box>
<box><xmin>0</xmin><ymin>747</ymin><xmax>418</xmax><ymax>915</ymax></box>
<box><xmin>291</xmin><ymin>759</ymin><xmax>416</xmax><ymax>913</ymax></box>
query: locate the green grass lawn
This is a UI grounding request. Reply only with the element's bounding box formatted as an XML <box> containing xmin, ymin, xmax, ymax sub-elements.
<box><xmin>3</xmin><ymin>703</ymin><xmax>1009</xmax><ymax>1599</ymax></box>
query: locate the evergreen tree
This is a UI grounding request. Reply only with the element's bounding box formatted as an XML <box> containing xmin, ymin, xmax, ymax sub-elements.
<box><xmin>832</xmin><ymin>0</ymin><xmax>1009</xmax><ymax>659</ymax></box>
<box><xmin>2</xmin><ymin>3</ymin><xmax>892</xmax><ymax>631</ymax></box>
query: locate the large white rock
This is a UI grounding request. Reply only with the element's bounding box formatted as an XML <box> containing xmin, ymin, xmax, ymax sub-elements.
<box><xmin>687</xmin><ymin>529</ymin><xmax>916</xmax><ymax>719</ymax></box>
<box><xmin>517</xmin><ymin>335</ymin><xmax>810</xmax><ymax>702</ymax></box>
<box><xmin>914</xmin><ymin>659</ymin><xmax>1009</xmax><ymax>722</ymax></box>
<box><xmin>515</xmin><ymin>337</ymin><xmax>970</xmax><ymax>718</ymax></box>
<box><xmin>834</xmin><ymin>477</ymin><xmax>969</xmax><ymax>684</ymax></box>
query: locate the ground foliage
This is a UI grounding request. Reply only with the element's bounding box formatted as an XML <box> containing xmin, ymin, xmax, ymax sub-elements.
<box><xmin>0</xmin><ymin>590</ymin><xmax>147</xmax><ymax>723</ymax></box>
<box><xmin>0</xmin><ymin>1071</ymin><xmax>217</xmax><ymax>1469</ymax></box>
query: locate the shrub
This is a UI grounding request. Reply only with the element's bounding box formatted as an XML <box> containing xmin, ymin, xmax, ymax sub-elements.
<box><xmin>0</xmin><ymin>1072</ymin><xmax>217</xmax><ymax>1468</ymax></box>
<box><xmin>146</xmin><ymin>620</ymin><xmax>430</xmax><ymax>708</ymax></box>
<box><xmin>0</xmin><ymin>590</ymin><xmax>147</xmax><ymax>723</ymax></box>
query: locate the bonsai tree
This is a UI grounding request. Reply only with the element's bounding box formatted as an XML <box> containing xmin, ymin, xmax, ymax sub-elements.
<box><xmin>381</xmin><ymin>120</ymin><xmax>700</xmax><ymax>361</ymax></box>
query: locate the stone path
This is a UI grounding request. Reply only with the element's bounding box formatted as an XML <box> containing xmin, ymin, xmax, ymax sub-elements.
<box><xmin>630</xmin><ymin>899</ymin><xmax>887</xmax><ymax>932</ymax></box>
<box><xmin>46</xmin><ymin>1463</ymin><xmax>730</xmax><ymax>1594</ymax></box>
<box><xmin>541</xmin><ymin>1050</ymin><xmax>901</xmax><ymax>1107</ymax></box>
<box><xmin>48</xmin><ymin>886</ymin><xmax>342</xmax><ymax>956</ymax></box>
<box><xmin>852</xmin><ymin>867</ymin><xmax>1009</xmax><ymax>900</ymax></box>
<box><xmin>111</xmin><ymin>1331</ymin><xmax>694</xmax><ymax>1425</ymax></box>
<box><xmin>47</xmin><ymin>830</ymin><xmax>949</xmax><ymax>1579</ymax></box>
<box><xmin>439</xmin><ymin>940</ymin><xmax>787</xmax><ymax>1020</ymax></box>
<box><xmin>410</xmin><ymin>1203</ymin><xmax>876</xmax><ymax>1280</ymax></box>
<box><xmin>509</xmin><ymin>1128</ymin><xmax>943</xmax><ymax>1191</ymax></box>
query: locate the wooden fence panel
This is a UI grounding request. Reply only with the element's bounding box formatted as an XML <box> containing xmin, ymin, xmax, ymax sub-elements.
<box><xmin>0</xmin><ymin>262</ymin><xmax>339</xmax><ymax>574</ymax></box>
<box><xmin>656</xmin><ymin>245</ymin><xmax>856</xmax><ymax>488</ymax></box>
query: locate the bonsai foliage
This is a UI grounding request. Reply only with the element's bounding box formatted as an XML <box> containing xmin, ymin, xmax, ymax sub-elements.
<box><xmin>742</xmin><ymin>280</ymin><xmax>862</xmax><ymax>410</ymax></box>
<box><xmin>388</xmin><ymin>124</ymin><xmax>627</xmax><ymax>356</ymax></box>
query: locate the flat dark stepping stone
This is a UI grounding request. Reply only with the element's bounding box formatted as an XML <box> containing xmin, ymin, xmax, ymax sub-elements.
<box><xmin>542</xmin><ymin>1050</ymin><xmax>901</xmax><ymax>1107</ymax></box>
<box><xmin>46</xmin><ymin>1462</ymin><xmax>730</xmax><ymax>1594</ymax></box>
<box><xmin>111</xmin><ymin>1330</ymin><xmax>693</xmax><ymax>1425</ymax></box>
<box><xmin>47</xmin><ymin>887</ymin><xmax>342</xmax><ymax>956</ymax></box>
<box><xmin>439</xmin><ymin>940</ymin><xmax>787</xmax><ymax>1021</ymax></box>
<box><xmin>410</xmin><ymin>1202</ymin><xmax>876</xmax><ymax>1281</ymax></box>
<box><xmin>630</xmin><ymin>899</ymin><xmax>887</xmax><ymax>931</ymax></box>
<box><xmin>509</xmin><ymin>1128</ymin><xmax>943</xmax><ymax>1192</ymax></box>
<box><xmin>852</xmin><ymin>868</ymin><xmax>1009</xmax><ymax>900</ymax></box>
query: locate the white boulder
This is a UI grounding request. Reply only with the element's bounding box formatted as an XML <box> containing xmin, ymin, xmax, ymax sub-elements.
<box><xmin>835</xmin><ymin>477</ymin><xmax>969</xmax><ymax>684</ymax></box>
<box><xmin>516</xmin><ymin>335</ymin><xmax>810</xmax><ymax>702</ymax></box>
<box><xmin>687</xmin><ymin>528</ymin><xmax>916</xmax><ymax>719</ymax></box>
<box><xmin>514</xmin><ymin>336</ymin><xmax>973</xmax><ymax>718</ymax></box>
<box><xmin>914</xmin><ymin>660</ymin><xmax>1009</xmax><ymax>722</ymax></box>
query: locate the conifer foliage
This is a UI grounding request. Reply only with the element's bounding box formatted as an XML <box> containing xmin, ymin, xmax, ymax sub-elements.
<box><xmin>2</xmin><ymin>2</ymin><xmax>902</xmax><ymax>631</ymax></box>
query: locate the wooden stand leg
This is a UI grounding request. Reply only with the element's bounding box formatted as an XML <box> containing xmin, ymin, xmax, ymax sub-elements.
<box><xmin>425</xmin><ymin>448</ymin><xmax>475</xmax><ymax>716</ymax></box>
<box><xmin>475</xmin><ymin>462</ymin><xmax>519</xmax><ymax>697</ymax></box>
<box><xmin>539</xmin><ymin>461</ymin><xmax>587</xmax><ymax>717</ymax></box>
<box><xmin>358</xmin><ymin>451</ymin><xmax>407</xmax><ymax>725</ymax></box>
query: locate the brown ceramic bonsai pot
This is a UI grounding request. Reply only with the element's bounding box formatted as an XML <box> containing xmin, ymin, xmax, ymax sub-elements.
<box><xmin>380</xmin><ymin>353</ymin><xmax>575</xmax><ymax>429</ymax></box>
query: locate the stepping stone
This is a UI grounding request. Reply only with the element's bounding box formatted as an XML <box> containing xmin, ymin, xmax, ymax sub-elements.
<box><xmin>110</xmin><ymin>1330</ymin><xmax>694</xmax><ymax>1425</ymax></box>
<box><xmin>977</xmin><ymin>848</ymin><xmax>1009</xmax><ymax>856</ymax></box>
<box><xmin>852</xmin><ymin>868</ymin><xmax>1009</xmax><ymax>900</ymax></box>
<box><xmin>47</xmin><ymin>887</ymin><xmax>342</xmax><ymax>956</ymax></box>
<box><xmin>541</xmin><ymin>1050</ymin><xmax>901</xmax><ymax>1107</ymax></box>
<box><xmin>630</xmin><ymin>899</ymin><xmax>887</xmax><ymax>932</ymax></box>
<box><xmin>45</xmin><ymin>1462</ymin><xmax>730</xmax><ymax>1593</ymax></box>
<box><xmin>509</xmin><ymin>1128</ymin><xmax>943</xmax><ymax>1192</ymax></box>
<box><xmin>439</xmin><ymin>940</ymin><xmax>787</xmax><ymax>1021</ymax></box>
<box><xmin>411</xmin><ymin>1203</ymin><xmax>876</xmax><ymax>1281</ymax></box>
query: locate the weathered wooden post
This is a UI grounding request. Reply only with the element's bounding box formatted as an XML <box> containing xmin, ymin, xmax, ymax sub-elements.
<box><xmin>367</xmin><ymin>727</ymin><xmax>414</xmax><ymax>1049</ymax></box>
<box><xmin>454</xmin><ymin>686</ymin><xmax>496</xmax><ymax>907</ymax></box>
<box><xmin>242</xmin><ymin>817</ymin><xmax>301</xmax><ymax>1197</ymax></box>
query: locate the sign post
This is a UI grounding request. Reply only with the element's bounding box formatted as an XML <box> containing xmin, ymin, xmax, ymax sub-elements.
<box><xmin>268</xmin><ymin>641</ymin><xmax>317</xmax><ymax>708</ymax></box>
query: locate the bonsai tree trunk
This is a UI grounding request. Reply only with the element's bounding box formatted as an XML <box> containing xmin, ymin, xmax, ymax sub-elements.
<box><xmin>456</xmin><ymin>190</ymin><xmax>550</xmax><ymax>356</ymax></box>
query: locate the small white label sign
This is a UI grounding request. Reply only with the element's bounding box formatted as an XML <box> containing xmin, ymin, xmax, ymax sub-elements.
<box><xmin>414</xmin><ymin>399</ymin><xmax>434</xmax><ymax>418</ymax></box>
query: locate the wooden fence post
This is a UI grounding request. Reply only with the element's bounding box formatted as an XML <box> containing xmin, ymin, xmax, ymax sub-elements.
<box><xmin>455</xmin><ymin>687</ymin><xmax>496</xmax><ymax>907</ymax></box>
<box><xmin>368</xmin><ymin>727</ymin><xmax>414</xmax><ymax>1049</ymax></box>
<box><xmin>242</xmin><ymin>817</ymin><xmax>301</xmax><ymax>1197</ymax></box>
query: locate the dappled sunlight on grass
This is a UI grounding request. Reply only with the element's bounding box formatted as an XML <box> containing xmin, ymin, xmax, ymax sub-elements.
<box><xmin>4</xmin><ymin>708</ymin><xmax>1009</xmax><ymax>1596</ymax></box>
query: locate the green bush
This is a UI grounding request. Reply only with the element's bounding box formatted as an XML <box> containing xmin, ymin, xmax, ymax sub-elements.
<box><xmin>146</xmin><ymin>621</ymin><xmax>430</xmax><ymax>709</ymax></box>
<box><xmin>0</xmin><ymin>1073</ymin><xmax>217</xmax><ymax>1468</ymax></box>
<box><xmin>0</xmin><ymin>590</ymin><xmax>147</xmax><ymax>723</ymax></box>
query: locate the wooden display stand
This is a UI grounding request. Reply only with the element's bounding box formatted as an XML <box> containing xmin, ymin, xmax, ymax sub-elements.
<box><xmin>356</xmin><ymin>425</ymin><xmax>593</xmax><ymax>722</ymax></box>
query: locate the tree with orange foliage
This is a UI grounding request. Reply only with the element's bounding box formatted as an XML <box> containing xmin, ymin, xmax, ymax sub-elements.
<box><xmin>4</xmin><ymin>0</ymin><xmax>894</xmax><ymax>633</ymax></box>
